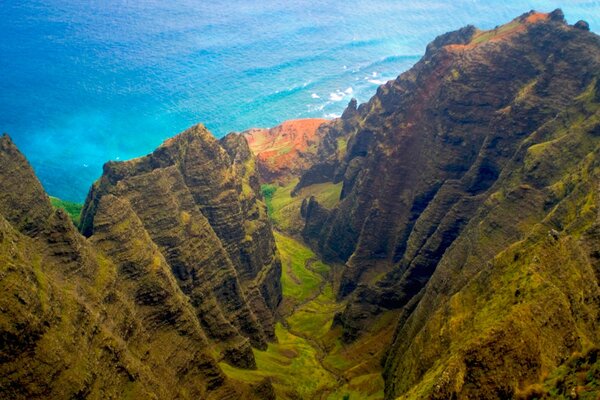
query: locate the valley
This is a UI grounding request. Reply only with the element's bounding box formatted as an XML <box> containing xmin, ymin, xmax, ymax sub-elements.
<box><xmin>220</xmin><ymin>197</ymin><xmax>395</xmax><ymax>399</ymax></box>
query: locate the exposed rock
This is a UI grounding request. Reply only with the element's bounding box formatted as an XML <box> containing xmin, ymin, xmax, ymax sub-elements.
<box><xmin>242</xmin><ymin>118</ymin><xmax>328</xmax><ymax>183</ymax></box>
<box><xmin>574</xmin><ymin>20</ymin><xmax>590</xmax><ymax>31</ymax></box>
<box><xmin>292</xmin><ymin>10</ymin><xmax>600</xmax><ymax>398</ymax></box>
<box><xmin>549</xmin><ymin>8</ymin><xmax>565</xmax><ymax>23</ymax></box>
<box><xmin>80</xmin><ymin>124</ymin><xmax>282</xmax><ymax>357</ymax></box>
<box><xmin>0</xmin><ymin>134</ymin><xmax>53</xmax><ymax>235</ymax></box>
<box><xmin>341</xmin><ymin>98</ymin><xmax>358</xmax><ymax>120</ymax></box>
<box><xmin>251</xmin><ymin>378</ymin><xmax>276</xmax><ymax>400</ymax></box>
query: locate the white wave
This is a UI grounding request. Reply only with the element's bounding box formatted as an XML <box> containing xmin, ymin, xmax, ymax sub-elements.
<box><xmin>344</xmin><ymin>87</ymin><xmax>353</xmax><ymax>94</ymax></box>
<box><xmin>311</xmin><ymin>93</ymin><xmax>320</xmax><ymax>99</ymax></box>
<box><xmin>329</xmin><ymin>91</ymin><xmax>345</xmax><ymax>101</ymax></box>
<box><xmin>306</xmin><ymin>102</ymin><xmax>327</xmax><ymax>112</ymax></box>
<box><xmin>324</xmin><ymin>113</ymin><xmax>341</xmax><ymax>118</ymax></box>
<box><xmin>368</xmin><ymin>79</ymin><xmax>386</xmax><ymax>85</ymax></box>
<box><xmin>372</xmin><ymin>71</ymin><xmax>379</xmax><ymax>77</ymax></box>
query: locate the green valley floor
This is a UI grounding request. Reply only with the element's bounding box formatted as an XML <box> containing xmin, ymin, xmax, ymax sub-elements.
<box><xmin>220</xmin><ymin>231</ymin><xmax>396</xmax><ymax>400</ymax></box>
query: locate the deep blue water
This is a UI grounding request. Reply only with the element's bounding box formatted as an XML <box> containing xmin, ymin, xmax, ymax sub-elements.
<box><xmin>1</xmin><ymin>1</ymin><xmax>599</xmax><ymax>201</ymax></box>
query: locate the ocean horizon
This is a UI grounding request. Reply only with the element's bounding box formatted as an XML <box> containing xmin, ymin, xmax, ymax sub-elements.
<box><xmin>2</xmin><ymin>0</ymin><xmax>599</xmax><ymax>201</ymax></box>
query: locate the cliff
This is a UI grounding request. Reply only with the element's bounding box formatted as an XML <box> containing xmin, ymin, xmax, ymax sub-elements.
<box><xmin>295</xmin><ymin>10</ymin><xmax>600</xmax><ymax>398</ymax></box>
<box><xmin>0</xmin><ymin>128</ymin><xmax>281</xmax><ymax>398</ymax></box>
<box><xmin>80</xmin><ymin>124</ymin><xmax>282</xmax><ymax>357</ymax></box>
<box><xmin>2</xmin><ymin>8</ymin><xmax>600</xmax><ymax>400</ymax></box>
<box><xmin>242</xmin><ymin>118</ymin><xmax>328</xmax><ymax>183</ymax></box>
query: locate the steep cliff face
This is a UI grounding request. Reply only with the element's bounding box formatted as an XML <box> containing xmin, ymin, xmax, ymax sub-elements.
<box><xmin>0</xmin><ymin>134</ymin><xmax>245</xmax><ymax>399</ymax></box>
<box><xmin>295</xmin><ymin>10</ymin><xmax>600</xmax><ymax>398</ymax></box>
<box><xmin>79</xmin><ymin>124</ymin><xmax>282</xmax><ymax>361</ymax></box>
<box><xmin>242</xmin><ymin>118</ymin><xmax>328</xmax><ymax>183</ymax></box>
<box><xmin>384</xmin><ymin>77</ymin><xmax>600</xmax><ymax>399</ymax></box>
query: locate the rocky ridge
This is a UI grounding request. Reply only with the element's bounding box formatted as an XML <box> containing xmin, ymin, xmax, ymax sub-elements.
<box><xmin>2</xmin><ymin>8</ymin><xmax>600</xmax><ymax>400</ymax></box>
<box><xmin>242</xmin><ymin>118</ymin><xmax>329</xmax><ymax>183</ymax></box>
<box><xmin>293</xmin><ymin>9</ymin><xmax>600</xmax><ymax>398</ymax></box>
<box><xmin>0</xmin><ymin>125</ymin><xmax>281</xmax><ymax>398</ymax></box>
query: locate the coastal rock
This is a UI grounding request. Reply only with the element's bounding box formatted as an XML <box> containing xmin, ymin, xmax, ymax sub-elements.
<box><xmin>575</xmin><ymin>20</ymin><xmax>590</xmax><ymax>31</ymax></box>
<box><xmin>0</xmin><ymin>134</ymin><xmax>53</xmax><ymax>235</ymax></box>
<box><xmin>0</xmin><ymin>138</ymin><xmax>243</xmax><ymax>398</ymax></box>
<box><xmin>242</xmin><ymin>118</ymin><xmax>328</xmax><ymax>183</ymax></box>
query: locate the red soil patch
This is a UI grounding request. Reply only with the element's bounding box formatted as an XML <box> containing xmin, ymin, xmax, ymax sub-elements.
<box><xmin>445</xmin><ymin>12</ymin><xmax>550</xmax><ymax>53</ymax></box>
<box><xmin>243</xmin><ymin>118</ymin><xmax>328</xmax><ymax>181</ymax></box>
<box><xmin>525</xmin><ymin>12</ymin><xmax>549</xmax><ymax>24</ymax></box>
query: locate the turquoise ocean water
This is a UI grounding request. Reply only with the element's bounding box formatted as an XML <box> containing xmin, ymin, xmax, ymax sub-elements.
<box><xmin>1</xmin><ymin>0</ymin><xmax>599</xmax><ymax>201</ymax></box>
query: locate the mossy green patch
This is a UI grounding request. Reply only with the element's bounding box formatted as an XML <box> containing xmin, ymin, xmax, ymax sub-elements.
<box><xmin>266</xmin><ymin>179</ymin><xmax>342</xmax><ymax>233</ymax></box>
<box><xmin>471</xmin><ymin>20</ymin><xmax>521</xmax><ymax>45</ymax></box>
<box><xmin>337</xmin><ymin>137</ymin><xmax>348</xmax><ymax>158</ymax></box>
<box><xmin>327</xmin><ymin>373</ymin><xmax>385</xmax><ymax>400</ymax></box>
<box><xmin>50</xmin><ymin>196</ymin><xmax>82</xmax><ymax>226</ymax></box>
<box><xmin>287</xmin><ymin>284</ymin><xmax>343</xmax><ymax>340</ymax></box>
<box><xmin>220</xmin><ymin>323</ymin><xmax>338</xmax><ymax>399</ymax></box>
<box><xmin>275</xmin><ymin>231</ymin><xmax>324</xmax><ymax>303</ymax></box>
<box><xmin>260</xmin><ymin>184</ymin><xmax>277</xmax><ymax>216</ymax></box>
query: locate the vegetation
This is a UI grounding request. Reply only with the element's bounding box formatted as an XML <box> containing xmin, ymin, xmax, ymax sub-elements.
<box><xmin>49</xmin><ymin>196</ymin><xmax>82</xmax><ymax>226</ymax></box>
<box><xmin>221</xmin><ymin>231</ymin><xmax>388</xmax><ymax>399</ymax></box>
<box><xmin>516</xmin><ymin>348</ymin><xmax>600</xmax><ymax>399</ymax></box>
<box><xmin>260</xmin><ymin>184</ymin><xmax>277</xmax><ymax>215</ymax></box>
<box><xmin>220</xmin><ymin>323</ymin><xmax>338</xmax><ymax>399</ymax></box>
<box><xmin>261</xmin><ymin>179</ymin><xmax>342</xmax><ymax>233</ymax></box>
<box><xmin>275</xmin><ymin>231</ymin><xmax>326</xmax><ymax>303</ymax></box>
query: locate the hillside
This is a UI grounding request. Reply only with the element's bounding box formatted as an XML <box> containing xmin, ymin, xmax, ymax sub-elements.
<box><xmin>292</xmin><ymin>9</ymin><xmax>600</xmax><ymax>399</ymax></box>
<box><xmin>0</xmin><ymin>128</ymin><xmax>281</xmax><ymax>399</ymax></box>
<box><xmin>242</xmin><ymin>118</ymin><xmax>329</xmax><ymax>183</ymax></box>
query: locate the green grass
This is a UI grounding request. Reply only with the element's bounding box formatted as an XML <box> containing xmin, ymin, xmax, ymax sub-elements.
<box><xmin>263</xmin><ymin>179</ymin><xmax>342</xmax><ymax>233</ymax></box>
<box><xmin>328</xmin><ymin>373</ymin><xmax>385</xmax><ymax>400</ymax></box>
<box><xmin>222</xmin><ymin>232</ymin><xmax>340</xmax><ymax>398</ymax></box>
<box><xmin>49</xmin><ymin>196</ymin><xmax>83</xmax><ymax>226</ymax></box>
<box><xmin>287</xmin><ymin>283</ymin><xmax>343</xmax><ymax>340</ymax></box>
<box><xmin>520</xmin><ymin>347</ymin><xmax>600</xmax><ymax>399</ymax></box>
<box><xmin>337</xmin><ymin>137</ymin><xmax>348</xmax><ymax>158</ymax></box>
<box><xmin>221</xmin><ymin>231</ymin><xmax>388</xmax><ymax>399</ymax></box>
<box><xmin>275</xmin><ymin>231</ymin><xmax>325</xmax><ymax>303</ymax></box>
<box><xmin>220</xmin><ymin>324</ymin><xmax>338</xmax><ymax>399</ymax></box>
<box><xmin>261</xmin><ymin>184</ymin><xmax>277</xmax><ymax>216</ymax></box>
<box><xmin>471</xmin><ymin>20</ymin><xmax>521</xmax><ymax>45</ymax></box>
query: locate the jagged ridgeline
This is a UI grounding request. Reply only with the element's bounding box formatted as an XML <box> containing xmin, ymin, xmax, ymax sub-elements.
<box><xmin>0</xmin><ymin>126</ymin><xmax>281</xmax><ymax>399</ymax></box>
<box><xmin>296</xmin><ymin>9</ymin><xmax>600</xmax><ymax>399</ymax></box>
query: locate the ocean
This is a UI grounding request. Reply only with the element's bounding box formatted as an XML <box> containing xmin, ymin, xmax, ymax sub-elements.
<box><xmin>1</xmin><ymin>0</ymin><xmax>599</xmax><ymax>201</ymax></box>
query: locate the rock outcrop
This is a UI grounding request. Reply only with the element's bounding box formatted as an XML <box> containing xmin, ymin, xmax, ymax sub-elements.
<box><xmin>80</xmin><ymin>124</ymin><xmax>282</xmax><ymax>357</ymax></box>
<box><xmin>294</xmin><ymin>10</ymin><xmax>600</xmax><ymax>398</ymax></box>
<box><xmin>242</xmin><ymin>118</ymin><xmax>328</xmax><ymax>183</ymax></box>
<box><xmin>0</xmin><ymin>128</ymin><xmax>280</xmax><ymax>398</ymax></box>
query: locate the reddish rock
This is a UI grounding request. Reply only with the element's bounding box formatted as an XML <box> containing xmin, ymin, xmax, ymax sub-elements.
<box><xmin>242</xmin><ymin>118</ymin><xmax>329</xmax><ymax>183</ymax></box>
